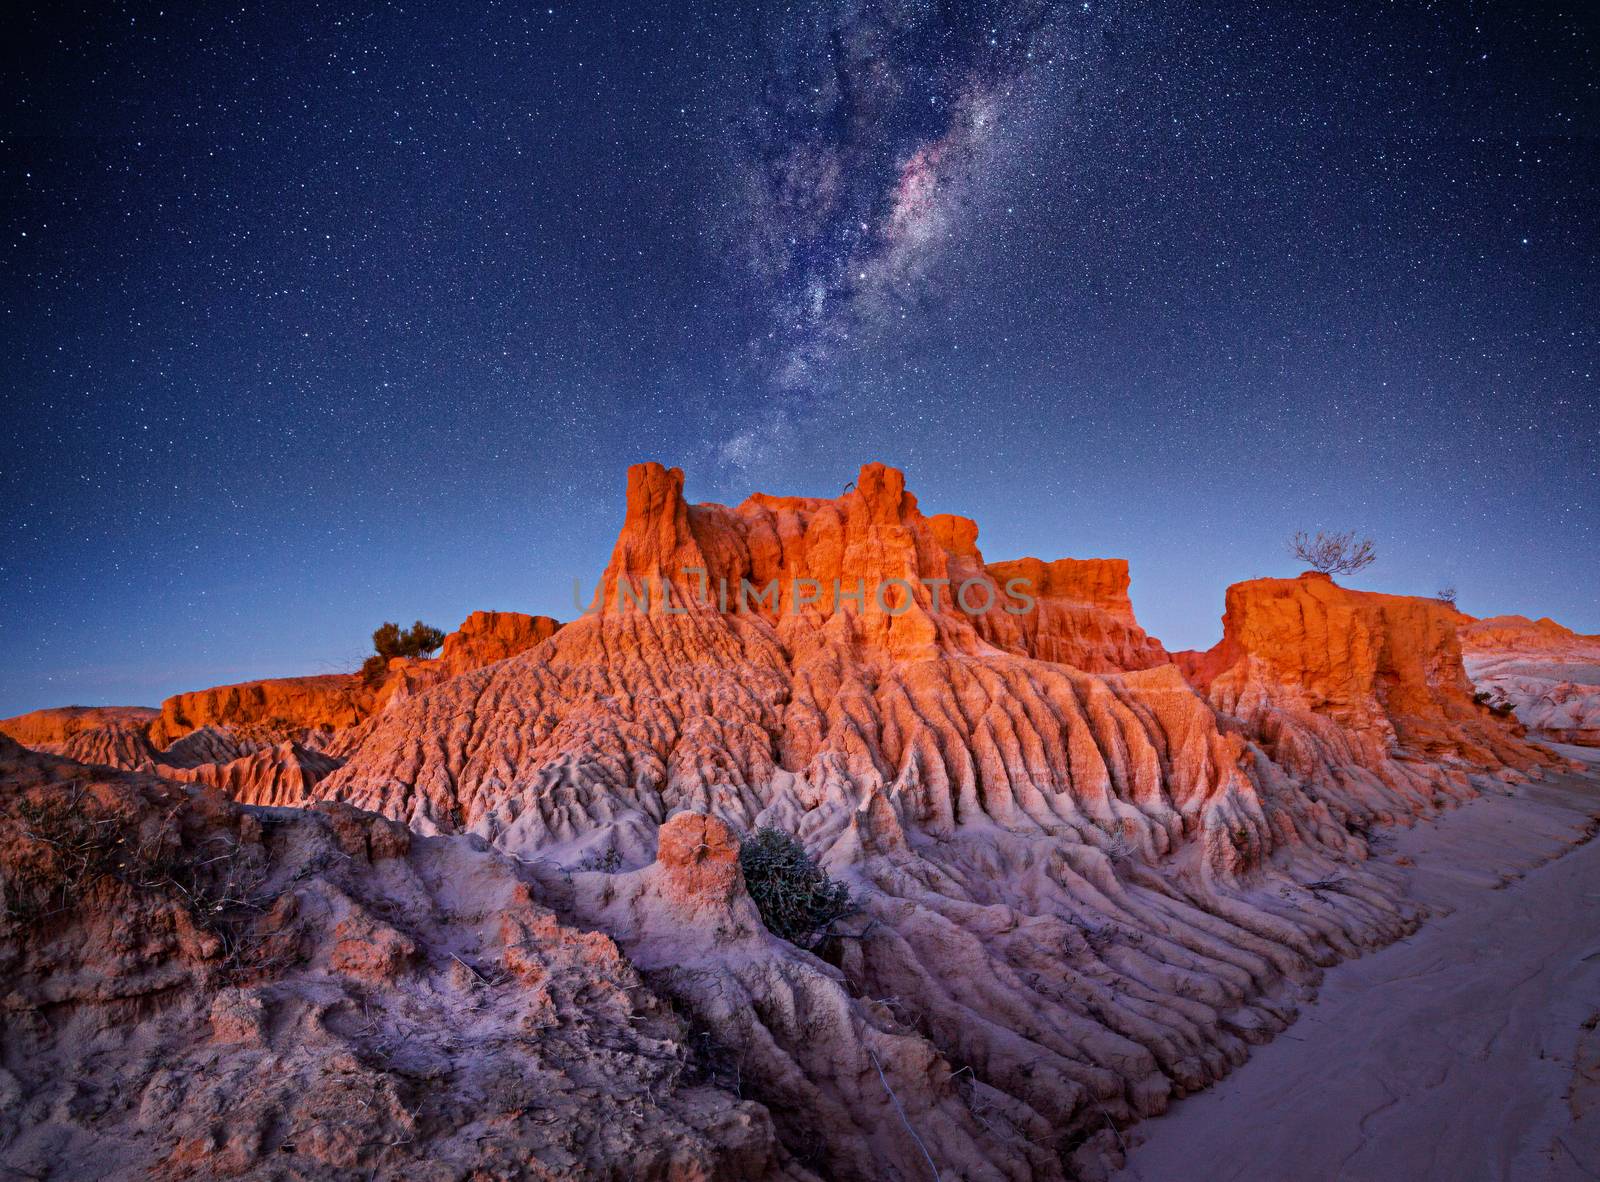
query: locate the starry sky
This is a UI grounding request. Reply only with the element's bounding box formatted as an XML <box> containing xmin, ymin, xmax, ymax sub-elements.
<box><xmin>2</xmin><ymin>1</ymin><xmax>1596</xmax><ymax>717</ymax></box>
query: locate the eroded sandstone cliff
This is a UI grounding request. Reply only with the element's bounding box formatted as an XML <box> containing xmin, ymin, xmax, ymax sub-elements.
<box><xmin>310</xmin><ymin>463</ymin><xmax>1556</xmax><ymax>1179</ymax></box>
<box><xmin>0</xmin><ymin>610</ymin><xmax>563</xmax><ymax>809</ymax></box>
<box><xmin>1177</xmin><ymin>572</ymin><xmax>1552</xmax><ymax>823</ymax></box>
<box><xmin>0</xmin><ymin>706</ymin><xmax>159</xmax><ymax>756</ymax></box>
<box><xmin>0</xmin><ymin>735</ymin><xmax>785</xmax><ymax>1180</ymax></box>
<box><xmin>147</xmin><ymin>673</ymin><xmax>375</xmax><ymax>750</ymax></box>
<box><xmin>2</xmin><ymin>462</ymin><xmax>1570</xmax><ymax>1181</ymax></box>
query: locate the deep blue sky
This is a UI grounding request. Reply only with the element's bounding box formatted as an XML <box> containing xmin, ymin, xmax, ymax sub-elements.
<box><xmin>3</xmin><ymin>1</ymin><xmax>1596</xmax><ymax>717</ymax></box>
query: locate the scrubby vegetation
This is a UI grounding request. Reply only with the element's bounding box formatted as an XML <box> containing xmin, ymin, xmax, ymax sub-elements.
<box><xmin>1</xmin><ymin>785</ymin><xmax>273</xmax><ymax>977</ymax></box>
<box><xmin>361</xmin><ymin>619</ymin><xmax>447</xmax><ymax>684</ymax></box>
<box><xmin>577</xmin><ymin>845</ymin><xmax>624</xmax><ymax>873</ymax></box>
<box><xmin>738</xmin><ymin>826</ymin><xmax>853</xmax><ymax>951</ymax></box>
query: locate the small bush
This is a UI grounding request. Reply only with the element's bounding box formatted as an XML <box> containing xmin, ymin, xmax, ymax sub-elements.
<box><xmin>577</xmin><ymin>845</ymin><xmax>623</xmax><ymax>873</ymax></box>
<box><xmin>373</xmin><ymin>620</ymin><xmax>446</xmax><ymax>660</ymax></box>
<box><xmin>362</xmin><ymin>620</ymin><xmax>447</xmax><ymax>684</ymax></box>
<box><xmin>1474</xmin><ymin>690</ymin><xmax>1517</xmax><ymax>720</ymax></box>
<box><xmin>739</xmin><ymin>827</ymin><xmax>853</xmax><ymax>951</ymax></box>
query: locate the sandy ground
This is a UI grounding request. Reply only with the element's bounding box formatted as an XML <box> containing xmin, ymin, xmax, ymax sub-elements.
<box><xmin>1115</xmin><ymin>747</ymin><xmax>1600</xmax><ymax>1182</ymax></box>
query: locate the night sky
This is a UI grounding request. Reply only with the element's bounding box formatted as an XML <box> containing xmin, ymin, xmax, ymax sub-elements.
<box><xmin>3</xmin><ymin>1</ymin><xmax>1596</xmax><ymax>717</ymax></box>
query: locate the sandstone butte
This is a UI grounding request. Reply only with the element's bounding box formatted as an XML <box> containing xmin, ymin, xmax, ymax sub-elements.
<box><xmin>0</xmin><ymin>461</ymin><xmax>1592</xmax><ymax>1181</ymax></box>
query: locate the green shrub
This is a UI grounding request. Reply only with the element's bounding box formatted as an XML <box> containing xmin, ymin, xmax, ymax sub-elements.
<box><xmin>739</xmin><ymin>827</ymin><xmax>853</xmax><ymax>950</ymax></box>
<box><xmin>362</xmin><ymin>619</ymin><xmax>447</xmax><ymax>683</ymax></box>
<box><xmin>577</xmin><ymin>845</ymin><xmax>623</xmax><ymax>873</ymax></box>
<box><xmin>379</xmin><ymin>620</ymin><xmax>445</xmax><ymax>659</ymax></box>
<box><xmin>371</xmin><ymin>621</ymin><xmax>406</xmax><ymax>660</ymax></box>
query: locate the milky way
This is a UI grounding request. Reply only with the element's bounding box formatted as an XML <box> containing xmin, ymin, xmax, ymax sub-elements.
<box><xmin>715</xmin><ymin>1</ymin><xmax>1117</xmax><ymax>470</ymax></box>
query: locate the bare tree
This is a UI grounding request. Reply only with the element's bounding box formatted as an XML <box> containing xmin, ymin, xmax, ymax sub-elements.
<box><xmin>1436</xmin><ymin>585</ymin><xmax>1458</xmax><ymax>606</ymax></box>
<box><xmin>1288</xmin><ymin>530</ymin><xmax>1376</xmax><ymax>576</ymax></box>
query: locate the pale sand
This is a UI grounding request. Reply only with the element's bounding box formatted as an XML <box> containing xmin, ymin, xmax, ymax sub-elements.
<box><xmin>1115</xmin><ymin>750</ymin><xmax>1600</xmax><ymax>1182</ymax></box>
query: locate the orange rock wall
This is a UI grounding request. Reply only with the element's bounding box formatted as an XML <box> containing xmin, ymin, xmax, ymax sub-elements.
<box><xmin>0</xmin><ymin>706</ymin><xmax>157</xmax><ymax>749</ymax></box>
<box><xmin>587</xmin><ymin>461</ymin><xmax>1167</xmax><ymax>672</ymax></box>
<box><xmin>1182</xmin><ymin>572</ymin><xmax>1554</xmax><ymax>818</ymax></box>
<box><xmin>436</xmin><ymin>610</ymin><xmax>561</xmax><ymax>678</ymax></box>
<box><xmin>148</xmin><ymin>674</ymin><xmax>376</xmax><ymax>749</ymax></box>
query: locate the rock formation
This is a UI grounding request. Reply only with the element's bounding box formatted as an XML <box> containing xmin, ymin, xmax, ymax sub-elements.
<box><xmin>307</xmin><ymin>463</ymin><xmax>1554</xmax><ymax>1179</ymax></box>
<box><xmin>0</xmin><ymin>735</ymin><xmax>784</xmax><ymax>1180</ymax></box>
<box><xmin>147</xmin><ymin>673</ymin><xmax>379</xmax><ymax>750</ymax></box>
<box><xmin>0</xmin><ymin>706</ymin><xmax>158</xmax><ymax>756</ymax></box>
<box><xmin>1176</xmin><ymin>572</ymin><xmax>1555</xmax><ymax>824</ymax></box>
<box><xmin>434</xmin><ymin>609</ymin><xmax>562</xmax><ymax>680</ymax></box>
<box><xmin>977</xmin><ymin>556</ymin><xmax>1170</xmax><ymax>672</ymax></box>
<box><xmin>161</xmin><ymin>740</ymin><xmax>343</xmax><ymax>808</ymax></box>
<box><xmin>1459</xmin><ymin>614</ymin><xmax>1600</xmax><ymax>747</ymax></box>
<box><xmin>1</xmin><ymin>462</ymin><xmax>1574</xmax><ymax>1181</ymax></box>
<box><xmin>0</xmin><ymin>611</ymin><xmax>564</xmax><ymax>809</ymax></box>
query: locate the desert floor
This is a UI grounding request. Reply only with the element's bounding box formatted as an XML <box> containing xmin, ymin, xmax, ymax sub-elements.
<box><xmin>1114</xmin><ymin>746</ymin><xmax>1600</xmax><ymax>1182</ymax></box>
